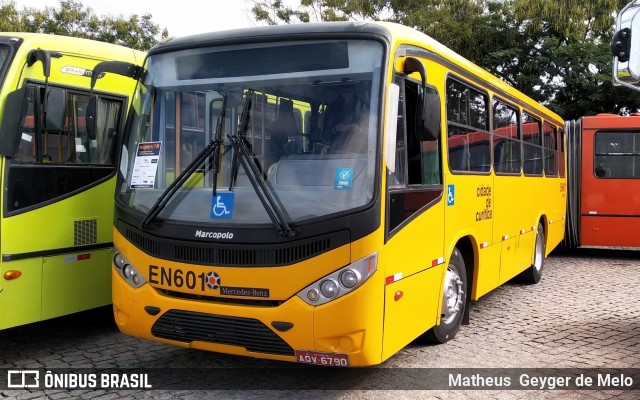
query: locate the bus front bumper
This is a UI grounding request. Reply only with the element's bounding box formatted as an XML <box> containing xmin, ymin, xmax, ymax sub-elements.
<box><xmin>112</xmin><ymin>267</ymin><xmax>385</xmax><ymax>367</ymax></box>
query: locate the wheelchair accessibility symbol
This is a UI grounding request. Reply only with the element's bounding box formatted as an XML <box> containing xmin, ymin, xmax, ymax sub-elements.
<box><xmin>447</xmin><ymin>184</ymin><xmax>455</xmax><ymax>206</ymax></box>
<box><xmin>210</xmin><ymin>193</ymin><xmax>234</xmax><ymax>219</ymax></box>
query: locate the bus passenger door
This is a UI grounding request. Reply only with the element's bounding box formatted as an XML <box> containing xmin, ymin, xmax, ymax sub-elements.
<box><xmin>382</xmin><ymin>72</ymin><xmax>445</xmax><ymax>360</ymax></box>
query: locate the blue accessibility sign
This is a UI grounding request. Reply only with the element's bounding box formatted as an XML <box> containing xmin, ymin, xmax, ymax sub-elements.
<box><xmin>447</xmin><ymin>184</ymin><xmax>455</xmax><ymax>206</ymax></box>
<box><xmin>210</xmin><ymin>192</ymin><xmax>235</xmax><ymax>219</ymax></box>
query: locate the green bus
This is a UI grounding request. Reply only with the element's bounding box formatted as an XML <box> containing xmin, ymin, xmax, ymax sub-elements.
<box><xmin>0</xmin><ymin>33</ymin><xmax>143</xmax><ymax>329</ymax></box>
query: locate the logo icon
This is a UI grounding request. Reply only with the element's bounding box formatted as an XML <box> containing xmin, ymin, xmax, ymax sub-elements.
<box><xmin>335</xmin><ymin>167</ymin><xmax>354</xmax><ymax>190</ymax></box>
<box><xmin>447</xmin><ymin>184</ymin><xmax>455</xmax><ymax>206</ymax></box>
<box><xmin>7</xmin><ymin>370</ymin><xmax>40</xmax><ymax>388</ymax></box>
<box><xmin>211</xmin><ymin>193</ymin><xmax>235</xmax><ymax>219</ymax></box>
<box><xmin>205</xmin><ymin>271</ymin><xmax>221</xmax><ymax>290</ymax></box>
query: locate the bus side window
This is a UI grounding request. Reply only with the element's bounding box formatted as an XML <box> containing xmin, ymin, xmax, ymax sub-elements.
<box><xmin>523</xmin><ymin>113</ymin><xmax>543</xmax><ymax>176</ymax></box>
<box><xmin>492</xmin><ymin>98</ymin><xmax>521</xmax><ymax>175</ymax></box>
<box><xmin>446</xmin><ymin>78</ymin><xmax>490</xmax><ymax>173</ymax></box>
<box><xmin>543</xmin><ymin>121</ymin><xmax>557</xmax><ymax>177</ymax></box>
<box><xmin>594</xmin><ymin>131</ymin><xmax>640</xmax><ymax>178</ymax></box>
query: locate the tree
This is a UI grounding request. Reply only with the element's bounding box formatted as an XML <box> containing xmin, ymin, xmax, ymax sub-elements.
<box><xmin>0</xmin><ymin>0</ymin><xmax>167</xmax><ymax>50</ymax></box>
<box><xmin>251</xmin><ymin>0</ymin><xmax>391</xmax><ymax>24</ymax></box>
<box><xmin>508</xmin><ymin>0</ymin><xmax>640</xmax><ymax>118</ymax></box>
<box><xmin>0</xmin><ymin>1</ymin><xmax>21</xmax><ymax>32</ymax></box>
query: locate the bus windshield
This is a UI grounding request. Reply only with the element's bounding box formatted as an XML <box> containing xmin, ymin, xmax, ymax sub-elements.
<box><xmin>118</xmin><ymin>39</ymin><xmax>383</xmax><ymax>229</ymax></box>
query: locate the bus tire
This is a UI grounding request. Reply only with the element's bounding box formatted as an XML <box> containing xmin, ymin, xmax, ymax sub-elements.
<box><xmin>424</xmin><ymin>247</ymin><xmax>467</xmax><ymax>344</ymax></box>
<box><xmin>517</xmin><ymin>222</ymin><xmax>545</xmax><ymax>284</ymax></box>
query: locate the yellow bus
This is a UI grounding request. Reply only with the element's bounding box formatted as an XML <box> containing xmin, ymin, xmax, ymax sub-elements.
<box><xmin>0</xmin><ymin>33</ymin><xmax>143</xmax><ymax>329</ymax></box>
<box><xmin>104</xmin><ymin>22</ymin><xmax>566</xmax><ymax>366</ymax></box>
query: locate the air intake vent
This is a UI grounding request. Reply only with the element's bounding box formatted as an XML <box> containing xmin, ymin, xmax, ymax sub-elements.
<box><xmin>152</xmin><ymin>309</ymin><xmax>294</xmax><ymax>356</ymax></box>
<box><xmin>122</xmin><ymin>223</ymin><xmax>348</xmax><ymax>267</ymax></box>
<box><xmin>74</xmin><ymin>219</ymin><xmax>97</xmax><ymax>245</ymax></box>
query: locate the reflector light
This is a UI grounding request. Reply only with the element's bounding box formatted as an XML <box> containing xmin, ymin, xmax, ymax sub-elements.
<box><xmin>386</xmin><ymin>272</ymin><xmax>402</xmax><ymax>285</ymax></box>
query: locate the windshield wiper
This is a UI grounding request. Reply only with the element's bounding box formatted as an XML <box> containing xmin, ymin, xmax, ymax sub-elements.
<box><xmin>139</xmin><ymin>94</ymin><xmax>227</xmax><ymax>230</ymax></box>
<box><xmin>211</xmin><ymin>95</ymin><xmax>227</xmax><ymax>197</ymax></box>
<box><xmin>228</xmin><ymin>89</ymin><xmax>297</xmax><ymax>238</ymax></box>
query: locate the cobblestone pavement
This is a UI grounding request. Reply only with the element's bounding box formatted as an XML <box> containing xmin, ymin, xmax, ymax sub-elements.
<box><xmin>0</xmin><ymin>247</ymin><xmax>638</xmax><ymax>399</ymax></box>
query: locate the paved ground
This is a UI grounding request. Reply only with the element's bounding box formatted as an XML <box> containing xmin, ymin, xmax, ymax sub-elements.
<box><xmin>0</xmin><ymin>247</ymin><xmax>638</xmax><ymax>399</ymax></box>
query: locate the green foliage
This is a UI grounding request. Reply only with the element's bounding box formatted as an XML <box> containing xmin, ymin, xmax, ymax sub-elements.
<box><xmin>0</xmin><ymin>0</ymin><xmax>167</xmax><ymax>51</ymax></box>
<box><xmin>251</xmin><ymin>0</ymin><xmax>391</xmax><ymax>23</ymax></box>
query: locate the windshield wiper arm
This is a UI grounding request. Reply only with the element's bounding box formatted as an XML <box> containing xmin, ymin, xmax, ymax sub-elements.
<box><xmin>228</xmin><ymin>89</ymin><xmax>297</xmax><ymax>238</ymax></box>
<box><xmin>211</xmin><ymin>95</ymin><xmax>228</xmax><ymax>197</ymax></box>
<box><xmin>140</xmin><ymin>95</ymin><xmax>227</xmax><ymax>229</ymax></box>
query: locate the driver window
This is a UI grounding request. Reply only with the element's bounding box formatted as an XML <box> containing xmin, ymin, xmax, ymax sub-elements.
<box><xmin>387</xmin><ymin>74</ymin><xmax>443</xmax><ymax>234</ymax></box>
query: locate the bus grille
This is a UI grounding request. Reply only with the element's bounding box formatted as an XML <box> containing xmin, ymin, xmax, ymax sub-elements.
<box><xmin>74</xmin><ymin>219</ymin><xmax>97</xmax><ymax>245</ymax></box>
<box><xmin>122</xmin><ymin>223</ymin><xmax>348</xmax><ymax>266</ymax></box>
<box><xmin>152</xmin><ymin>309</ymin><xmax>294</xmax><ymax>356</ymax></box>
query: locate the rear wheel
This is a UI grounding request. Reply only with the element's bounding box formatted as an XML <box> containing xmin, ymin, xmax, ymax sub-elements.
<box><xmin>517</xmin><ymin>222</ymin><xmax>545</xmax><ymax>284</ymax></box>
<box><xmin>424</xmin><ymin>247</ymin><xmax>467</xmax><ymax>344</ymax></box>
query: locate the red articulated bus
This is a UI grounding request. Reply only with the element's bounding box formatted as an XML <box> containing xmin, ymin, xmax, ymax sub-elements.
<box><xmin>565</xmin><ymin>114</ymin><xmax>640</xmax><ymax>248</ymax></box>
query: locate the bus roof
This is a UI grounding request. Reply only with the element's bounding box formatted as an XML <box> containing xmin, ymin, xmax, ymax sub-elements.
<box><xmin>579</xmin><ymin>113</ymin><xmax>640</xmax><ymax>129</ymax></box>
<box><xmin>148</xmin><ymin>21</ymin><xmax>562</xmax><ymax>125</ymax></box>
<box><xmin>0</xmin><ymin>32</ymin><xmax>145</xmax><ymax>64</ymax></box>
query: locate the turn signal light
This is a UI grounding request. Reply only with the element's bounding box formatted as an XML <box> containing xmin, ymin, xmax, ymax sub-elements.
<box><xmin>3</xmin><ymin>270</ymin><xmax>22</xmax><ymax>280</ymax></box>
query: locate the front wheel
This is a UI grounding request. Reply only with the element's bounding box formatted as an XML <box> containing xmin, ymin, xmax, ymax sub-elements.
<box><xmin>517</xmin><ymin>222</ymin><xmax>546</xmax><ymax>284</ymax></box>
<box><xmin>423</xmin><ymin>247</ymin><xmax>467</xmax><ymax>344</ymax></box>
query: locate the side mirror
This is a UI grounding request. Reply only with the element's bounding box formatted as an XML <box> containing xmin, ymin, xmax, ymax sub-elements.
<box><xmin>0</xmin><ymin>87</ymin><xmax>29</xmax><ymax>156</ymax></box>
<box><xmin>419</xmin><ymin>89</ymin><xmax>441</xmax><ymax>142</ymax></box>
<box><xmin>402</xmin><ymin>57</ymin><xmax>441</xmax><ymax>141</ymax></box>
<box><xmin>45</xmin><ymin>87</ymin><xmax>67</xmax><ymax>131</ymax></box>
<box><xmin>86</xmin><ymin>95</ymin><xmax>98</xmax><ymax>140</ymax></box>
<box><xmin>90</xmin><ymin>60</ymin><xmax>141</xmax><ymax>89</ymax></box>
<box><xmin>86</xmin><ymin>60</ymin><xmax>141</xmax><ymax>139</ymax></box>
<box><xmin>612</xmin><ymin>1</ymin><xmax>640</xmax><ymax>86</ymax></box>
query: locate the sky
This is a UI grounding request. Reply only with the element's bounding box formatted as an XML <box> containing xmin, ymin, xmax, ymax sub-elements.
<box><xmin>16</xmin><ymin>0</ymin><xmax>261</xmax><ymax>37</ymax></box>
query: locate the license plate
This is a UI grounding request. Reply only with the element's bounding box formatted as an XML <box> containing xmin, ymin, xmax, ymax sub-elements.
<box><xmin>295</xmin><ymin>350</ymin><xmax>350</xmax><ymax>367</ymax></box>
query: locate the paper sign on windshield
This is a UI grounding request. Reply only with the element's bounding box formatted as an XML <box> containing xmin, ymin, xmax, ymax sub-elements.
<box><xmin>131</xmin><ymin>142</ymin><xmax>162</xmax><ymax>188</ymax></box>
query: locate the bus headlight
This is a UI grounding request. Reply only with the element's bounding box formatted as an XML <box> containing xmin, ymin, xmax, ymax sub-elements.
<box><xmin>297</xmin><ymin>253</ymin><xmax>377</xmax><ymax>306</ymax></box>
<box><xmin>114</xmin><ymin>253</ymin><xmax>127</xmax><ymax>269</ymax></box>
<box><xmin>339</xmin><ymin>270</ymin><xmax>359</xmax><ymax>288</ymax></box>
<box><xmin>320</xmin><ymin>279</ymin><xmax>339</xmax><ymax>298</ymax></box>
<box><xmin>113</xmin><ymin>248</ymin><xmax>147</xmax><ymax>289</ymax></box>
